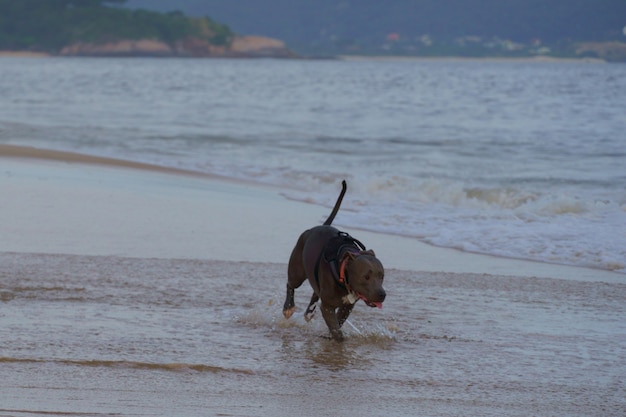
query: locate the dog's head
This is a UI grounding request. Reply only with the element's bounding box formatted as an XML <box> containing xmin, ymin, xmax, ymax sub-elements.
<box><xmin>345</xmin><ymin>250</ymin><xmax>386</xmax><ymax>308</ymax></box>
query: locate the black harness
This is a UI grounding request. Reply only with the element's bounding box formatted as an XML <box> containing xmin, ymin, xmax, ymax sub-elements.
<box><xmin>313</xmin><ymin>231</ymin><xmax>366</xmax><ymax>290</ymax></box>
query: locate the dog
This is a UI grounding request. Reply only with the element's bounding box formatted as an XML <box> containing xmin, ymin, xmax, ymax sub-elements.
<box><xmin>282</xmin><ymin>180</ymin><xmax>385</xmax><ymax>341</ymax></box>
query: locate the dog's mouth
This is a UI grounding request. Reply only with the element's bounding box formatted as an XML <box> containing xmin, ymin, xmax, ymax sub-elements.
<box><xmin>358</xmin><ymin>293</ymin><xmax>383</xmax><ymax>309</ymax></box>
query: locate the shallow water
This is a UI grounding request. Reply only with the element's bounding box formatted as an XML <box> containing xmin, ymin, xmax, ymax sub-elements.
<box><xmin>1</xmin><ymin>57</ymin><xmax>624</xmax><ymax>272</ymax></box>
<box><xmin>1</xmin><ymin>252</ymin><xmax>624</xmax><ymax>416</ymax></box>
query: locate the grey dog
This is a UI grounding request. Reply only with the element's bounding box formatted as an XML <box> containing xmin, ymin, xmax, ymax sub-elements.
<box><xmin>282</xmin><ymin>180</ymin><xmax>386</xmax><ymax>341</ymax></box>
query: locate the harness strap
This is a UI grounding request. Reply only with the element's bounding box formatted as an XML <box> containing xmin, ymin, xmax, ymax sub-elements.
<box><xmin>313</xmin><ymin>231</ymin><xmax>366</xmax><ymax>292</ymax></box>
<box><xmin>338</xmin><ymin>252</ymin><xmax>352</xmax><ymax>286</ymax></box>
<box><xmin>313</xmin><ymin>249</ymin><xmax>356</xmax><ymax>291</ymax></box>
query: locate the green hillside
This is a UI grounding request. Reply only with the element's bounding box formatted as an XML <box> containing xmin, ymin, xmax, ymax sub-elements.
<box><xmin>0</xmin><ymin>0</ymin><xmax>234</xmax><ymax>52</ymax></box>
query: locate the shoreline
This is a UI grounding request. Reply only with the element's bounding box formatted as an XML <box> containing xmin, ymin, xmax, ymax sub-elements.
<box><xmin>0</xmin><ymin>143</ymin><xmax>257</xmax><ymax>185</ymax></box>
<box><xmin>0</xmin><ymin>144</ymin><xmax>200</xmax><ymax>174</ymax></box>
<box><xmin>0</xmin><ymin>49</ymin><xmax>608</xmax><ymax>63</ymax></box>
<box><xmin>338</xmin><ymin>54</ymin><xmax>607</xmax><ymax>64</ymax></box>
<box><xmin>0</xmin><ymin>51</ymin><xmax>51</xmax><ymax>58</ymax></box>
<box><xmin>1</xmin><ymin>143</ymin><xmax>621</xmax><ymax>283</ymax></box>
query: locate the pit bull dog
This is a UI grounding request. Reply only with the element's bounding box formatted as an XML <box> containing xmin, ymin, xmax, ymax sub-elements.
<box><xmin>282</xmin><ymin>180</ymin><xmax>386</xmax><ymax>341</ymax></box>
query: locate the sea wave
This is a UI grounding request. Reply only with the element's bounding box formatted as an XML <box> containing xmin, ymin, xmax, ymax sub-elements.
<box><xmin>280</xmin><ymin>175</ymin><xmax>625</xmax><ymax>273</ymax></box>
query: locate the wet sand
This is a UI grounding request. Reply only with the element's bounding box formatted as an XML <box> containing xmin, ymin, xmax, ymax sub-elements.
<box><xmin>1</xmin><ymin>253</ymin><xmax>624</xmax><ymax>417</ymax></box>
<box><xmin>1</xmin><ymin>145</ymin><xmax>625</xmax><ymax>416</ymax></box>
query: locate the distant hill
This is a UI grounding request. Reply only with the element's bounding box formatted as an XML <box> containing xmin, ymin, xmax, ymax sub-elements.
<box><xmin>0</xmin><ymin>0</ymin><xmax>293</xmax><ymax>58</ymax></box>
<box><xmin>127</xmin><ymin>0</ymin><xmax>626</xmax><ymax>58</ymax></box>
<box><xmin>0</xmin><ymin>0</ymin><xmax>232</xmax><ymax>53</ymax></box>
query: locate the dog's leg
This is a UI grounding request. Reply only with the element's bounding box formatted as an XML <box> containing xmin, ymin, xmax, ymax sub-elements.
<box><xmin>283</xmin><ymin>284</ymin><xmax>296</xmax><ymax>319</ymax></box>
<box><xmin>284</xmin><ymin>238</ymin><xmax>307</xmax><ymax>319</ymax></box>
<box><xmin>320</xmin><ymin>302</ymin><xmax>344</xmax><ymax>341</ymax></box>
<box><xmin>337</xmin><ymin>304</ymin><xmax>355</xmax><ymax>328</ymax></box>
<box><xmin>304</xmin><ymin>293</ymin><xmax>319</xmax><ymax>321</ymax></box>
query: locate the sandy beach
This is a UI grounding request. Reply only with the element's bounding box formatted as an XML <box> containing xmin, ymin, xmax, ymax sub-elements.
<box><xmin>0</xmin><ymin>51</ymin><xmax>51</xmax><ymax>58</ymax></box>
<box><xmin>1</xmin><ymin>145</ymin><xmax>625</xmax><ymax>416</ymax></box>
<box><xmin>0</xmin><ymin>144</ymin><xmax>619</xmax><ymax>282</ymax></box>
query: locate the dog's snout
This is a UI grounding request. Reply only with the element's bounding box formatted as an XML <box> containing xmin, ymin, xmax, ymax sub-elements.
<box><xmin>378</xmin><ymin>289</ymin><xmax>386</xmax><ymax>302</ymax></box>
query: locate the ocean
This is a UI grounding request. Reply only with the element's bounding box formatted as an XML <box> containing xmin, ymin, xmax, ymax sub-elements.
<box><xmin>1</xmin><ymin>56</ymin><xmax>625</xmax><ymax>272</ymax></box>
<box><xmin>0</xmin><ymin>58</ymin><xmax>626</xmax><ymax>272</ymax></box>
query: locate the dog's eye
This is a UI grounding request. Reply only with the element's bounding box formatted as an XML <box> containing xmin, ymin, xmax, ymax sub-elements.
<box><xmin>364</xmin><ymin>273</ymin><xmax>371</xmax><ymax>281</ymax></box>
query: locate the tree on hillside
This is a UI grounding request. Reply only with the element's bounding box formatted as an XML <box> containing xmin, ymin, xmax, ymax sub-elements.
<box><xmin>0</xmin><ymin>0</ymin><xmax>233</xmax><ymax>52</ymax></box>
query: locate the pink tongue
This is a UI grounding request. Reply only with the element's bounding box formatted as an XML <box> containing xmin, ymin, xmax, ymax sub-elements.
<box><xmin>359</xmin><ymin>294</ymin><xmax>383</xmax><ymax>309</ymax></box>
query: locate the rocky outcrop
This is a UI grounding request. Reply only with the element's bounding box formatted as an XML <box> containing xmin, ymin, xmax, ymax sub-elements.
<box><xmin>575</xmin><ymin>42</ymin><xmax>626</xmax><ymax>62</ymax></box>
<box><xmin>59</xmin><ymin>36</ymin><xmax>296</xmax><ymax>58</ymax></box>
<box><xmin>228</xmin><ymin>36</ymin><xmax>295</xmax><ymax>58</ymax></box>
<box><xmin>60</xmin><ymin>39</ymin><xmax>173</xmax><ymax>57</ymax></box>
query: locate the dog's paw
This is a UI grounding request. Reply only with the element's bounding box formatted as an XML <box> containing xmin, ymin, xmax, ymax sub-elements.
<box><xmin>304</xmin><ymin>304</ymin><xmax>317</xmax><ymax>322</ymax></box>
<box><xmin>330</xmin><ymin>329</ymin><xmax>345</xmax><ymax>342</ymax></box>
<box><xmin>283</xmin><ymin>307</ymin><xmax>296</xmax><ymax>319</ymax></box>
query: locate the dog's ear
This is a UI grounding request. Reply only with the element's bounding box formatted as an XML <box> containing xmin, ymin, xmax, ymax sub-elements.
<box><xmin>361</xmin><ymin>249</ymin><xmax>376</xmax><ymax>257</ymax></box>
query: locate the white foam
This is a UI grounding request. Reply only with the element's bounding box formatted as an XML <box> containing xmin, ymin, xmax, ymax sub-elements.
<box><xmin>277</xmin><ymin>174</ymin><xmax>625</xmax><ymax>274</ymax></box>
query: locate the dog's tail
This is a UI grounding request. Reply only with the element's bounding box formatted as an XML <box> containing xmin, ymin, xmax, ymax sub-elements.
<box><xmin>323</xmin><ymin>180</ymin><xmax>347</xmax><ymax>226</ymax></box>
